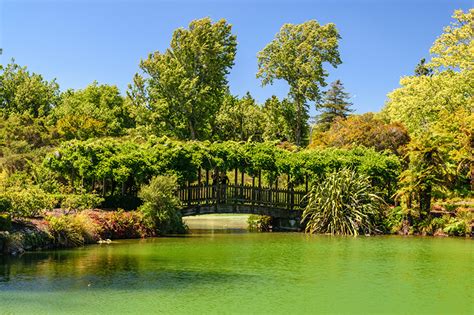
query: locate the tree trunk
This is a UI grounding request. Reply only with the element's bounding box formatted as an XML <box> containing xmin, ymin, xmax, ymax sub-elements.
<box><xmin>294</xmin><ymin>95</ymin><xmax>303</xmax><ymax>147</ymax></box>
<box><xmin>420</xmin><ymin>185</ymin><xmax>432</xmax><ymax>218</ymax></box>
<box><xmin>189</xmin><ymin>120</ymin><xmax>196</xmax><ymax>140</ymax></box>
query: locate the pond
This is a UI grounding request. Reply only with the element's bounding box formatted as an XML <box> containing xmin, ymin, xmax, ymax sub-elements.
<box><xmin>0</xmin><ymin>219</ymin><xmax>472</xmax><ymax>314</ymax></box>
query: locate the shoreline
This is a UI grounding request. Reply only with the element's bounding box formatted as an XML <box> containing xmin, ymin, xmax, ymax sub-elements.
<box><xmin>1</xmin><ymin>212</ymin><xmax>472</xmax><ymax>256</ymax></box>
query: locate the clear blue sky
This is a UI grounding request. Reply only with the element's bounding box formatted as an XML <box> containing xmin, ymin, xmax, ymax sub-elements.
<box><xmin>1</xmin><ymin>0</ymin><xmax>471</xmax><ymax>116</ymax></box>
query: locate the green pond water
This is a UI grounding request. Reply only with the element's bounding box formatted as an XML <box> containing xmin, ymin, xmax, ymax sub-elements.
<box><xmin>0</xmin><ymin>216</ymin><xmax>472</xmax><ymax>314</ymax></box>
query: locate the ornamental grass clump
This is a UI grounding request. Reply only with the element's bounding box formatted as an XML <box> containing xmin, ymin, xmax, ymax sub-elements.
<box><xmin>302</xmin><ymin>168</ymin><xmax>386</xmax><ymax>236</ymax></box>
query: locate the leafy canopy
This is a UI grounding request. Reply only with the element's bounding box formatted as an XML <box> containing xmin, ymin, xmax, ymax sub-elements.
<box><xmin>133</xmin><ymin>18</ymin><xmax>237</xmax><ymax>140</ymax></box>
<box><xmin>257</xmin><ymin>20</ymin><xmax>341</xmax><ymax>146</ymax></box>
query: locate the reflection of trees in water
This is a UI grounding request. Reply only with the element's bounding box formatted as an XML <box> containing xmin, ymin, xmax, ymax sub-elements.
<box><xmin>0</xmin><ymin>246</ymin><xmax>142</xmax><ymax>283</ymax></box>
<box><xmin>0</xmin><ymin>243</ymin><xmax>254</xmax><ymax>291</ymax></box>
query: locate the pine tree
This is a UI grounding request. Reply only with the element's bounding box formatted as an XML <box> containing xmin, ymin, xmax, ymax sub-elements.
<box><xmin>317</xmin><ymin>80</ymin><xmax>353</xmax><ymax>131</ymax></box>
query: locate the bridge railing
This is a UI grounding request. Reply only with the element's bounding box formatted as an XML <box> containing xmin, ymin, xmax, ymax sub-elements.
<box><xmin>177</xmin><ymin>183</ymin><xmax>308</xmax><ymax>211</ymax></box>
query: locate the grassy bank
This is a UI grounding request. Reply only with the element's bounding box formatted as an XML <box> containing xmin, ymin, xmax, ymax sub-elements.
<box><xmin>0</xmin><ymin>209</ymin><xmax>155</xmax><ymax>256</ymax></box>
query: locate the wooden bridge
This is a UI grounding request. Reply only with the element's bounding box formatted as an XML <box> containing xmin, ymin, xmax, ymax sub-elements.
<box><xmin>177</xmin><ymin>169</ymin><xmax>309</xmax><ymax>220</ymax></box>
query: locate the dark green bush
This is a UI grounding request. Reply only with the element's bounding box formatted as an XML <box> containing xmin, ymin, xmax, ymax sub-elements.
<box><xmin>0</xmin><ymin>213</ymin><xmax>12</xmax><ymax>231</ymax></box>
<box><xmin>138</xmin><ymin>175</ymin><xmax>186</xmax><ymax>234</ymax></box>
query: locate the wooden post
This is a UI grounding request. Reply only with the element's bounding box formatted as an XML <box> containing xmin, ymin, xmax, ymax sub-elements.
<box><xmin>252</xmin><ymin>175</ymin><xmax>256</xmax><ymax>212</ymax></box>
<box><xmin>197</xmin><ymin>169</ymin><xmax>201</xmax><ymax>205</ymax></box>
<box><xmin>275</xmin><ymin>177</ymin><xmax>279</xmax><ymax>206</ymax></box>
<box><xmin>290</xmin><ymin>183</ymin><xmax>295</xmax><ymax>210</ymax></box>
<box><xmin>234</xmin><ymin>169</ymin><xmax>238</xmax><ymax>206</ymax></box>
<box><xmin>187</xmin><ymin>180</ymin><xmax>191</xmax><ymax>206</ymax></box>
<box><xmin>258</xmin><ymin>170</ymin><xmax>262</xmax><ymax>204</ymax></box>
<box><xmin>287</xmin><ymin>173</ymin><xmax>291</xmax><ymax>210</ymax></box>
<box><xmin>216</xmin><ymin>169</ymin><xmax>220</xmax><ymax>208</ymax></box>
<box><xmin>205</xmin><ymin>169</ymin><xmax>210</xmax><ymax>207</ymax></box>
<box><xmin>240</xmin><ymin>170</ymin><xmax>244</xmax><ymax>202</ymax></box>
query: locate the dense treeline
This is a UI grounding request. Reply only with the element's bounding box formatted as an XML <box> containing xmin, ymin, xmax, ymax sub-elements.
<box><xmin>0</xmin><ymin>9</ymin><xmax>472</xmax><ymax>237</ymax></box>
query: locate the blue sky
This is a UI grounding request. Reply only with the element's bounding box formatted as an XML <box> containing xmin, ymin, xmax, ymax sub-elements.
<box><xmin>1</xmin><ymin>0</ymin><xmax>471</xmax><ymax>116</ymax></box>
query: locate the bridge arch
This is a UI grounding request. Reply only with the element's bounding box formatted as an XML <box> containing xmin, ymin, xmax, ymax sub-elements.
<box><xmin>177</xmin><ymin>168</ymin><xmax>309</xmax><ymax>221</ymax></box>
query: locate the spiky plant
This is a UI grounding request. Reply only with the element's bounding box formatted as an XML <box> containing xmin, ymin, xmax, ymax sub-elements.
<box><xmin>302</xmin><ymin>168</ymin><xmax>385</xmax><ymax>236</ymax></box>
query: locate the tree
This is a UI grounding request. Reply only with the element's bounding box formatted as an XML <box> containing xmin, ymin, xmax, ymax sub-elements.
<box><xmin>53</xmin><ymin>82</ymin><xmax>133</xmax><ymax>140</ymax></box>
<box><xmin>133</xmin><ymin>18</ymin><xmax>237</xmax><ymax>140</ymax></box>
<box><xmin>414</xmin><ymin>58</ymin><xmax>432</xmax><ymax>77</ymax></box>
<box><xmin>384</xmin><ymin>9</ymin><xmax>474</xmax><ymax>217</ymax></box>
<box><xmin>215</xmin><ymin>93</ymin><xmax>264</xmax><ymax>141</ymax></box>
<box><xmin>261</xmin><ymin>96</ymin><xmax>298</xmax><ymax>142</ymax></box>
<box><xmin>316</xmin><ymin>79</ymin><xmax>353</xmax><ymax>131</ymax></box>
<box><xmin>396</xmin><ymin>135</ymin><xmax>447</xmax><ymax>219</ymax></box>
<box><xmin>310</xmin><ymin>113</ymin><xmax>409</xmax><ymax>155</ymax></box>
<box><xmin>429</xmin><ymin>9</ymin><xmax>473</xmax><ymax>72</ymax></box>
<box><xmin>0</xmin><ymin>61</ymin><xmax>60</xmax><ymax>118</ymax></box>
<box><xmin>257</xmin><ymin>20</ymin><xmax>341</xmax><ymax>146</ymax></box>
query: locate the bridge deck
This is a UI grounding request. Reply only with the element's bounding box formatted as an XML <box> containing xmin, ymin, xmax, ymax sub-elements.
<box><xmin>178</xmin><ymin>183</ymin><xmax>307</xmax><ymax>218</ymax></box>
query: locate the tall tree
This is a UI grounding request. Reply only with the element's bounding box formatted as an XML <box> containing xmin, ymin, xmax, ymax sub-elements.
<box><xmin>257</xmin><ymin>20</ymin><xmax>341</xmax><ymax>146</ymax></box>
<box><xmin>0</xmin><ymin>61</ymin><xmax>60</xmax><ymax>118</ymax></box>
<box><xmin>53</xmin><ymin>82</ymin><xmax>133</xmax><ymax>140</ymax></box>
<box><xmin>317</xmin><ymin>79</ymin><xmax>353</xmax><ymax>131</ymax></box>
<box><xmin>261</xmin><ymin>96</ymin><xmax>298</xmax><ymax>143</ymax></box>
<box><xmin>132</xmin><ymin>18</ymin><xmax>237</xmax><ymax>140</ymax></box>
<box><xmin>429</xmin><ymin>9</ymin><xmax>473</xmax><ymax>72</ymax></box>
<box><xmin>215</xmin><ymin>93</ymin><xmax>264</xmax><ymax>141</ymax></box>
<box><xmin>384</xmin><ymin>9</ymin><xmax>474</xmax><ymax>215</ymax></box>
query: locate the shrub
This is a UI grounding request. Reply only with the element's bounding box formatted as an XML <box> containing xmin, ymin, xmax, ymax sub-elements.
<box><xmin>302</xmin><ymin>168</ymin><xmax>386</xmax><ymax>236</ymax></box>
<box><xmin>60</xmin><ymin>193</ymin><xmax>104</xmax><ymax>212</ymax></box>
<box><xmin>47</xmin><ymin>213</ymin><xmax>99</xmax><ymax>247</ymax></box>
<box><xmin>138</xmin><ymin>175</ymin><xmax>186</xmax><ymax>234</ymax></box>
<box><xmin>0</xmin><ymin>213</ymin><xmax>12</xmax><ymax>231</ymax></box>
<box><xmin>91</xmin><ymin>209</ymin><xmax>151</xmax><ymax>239</ymax></box>
<box><xmin>443</xmin><ymin>207</ymin><xmax>472</xmax><ymax>236</ymax></box>
<box><xmin>3</xmin><ymin>186</ymin><xmax>56</xmax><ymax>218</ymax></box>
<box><xmin>247</xmin><ymin>215</ymin><xmax>272</xmax><ymax>231</ymax></box>
<box><xmin>0</xmin><ymin>196</ymin><xmax>12</xmax><ymax>212</ymax></box>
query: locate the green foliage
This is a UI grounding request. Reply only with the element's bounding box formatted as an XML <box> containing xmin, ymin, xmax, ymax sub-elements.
<box><xmin>2</xmin><ymin>186</ymin><xmax>56</xmax><ymax>218</ymax></box>
<box><xmin>317</xmin><ymin>80</ymin><xmax>353</xmax><ymax>131</ymax></box>
<box><xmin>138</xmin><ymin>175</ymin><xmax>185</xmax><ymax>234</ymax></box>
<box><xmin>0</xmin><ymin>213</ymin><xmax>12</xmax><ymax>231</ymax></box>
<box><xmin>60</xmin><ymin>193</ymin><xmax>104</xmax><ymax>212</ymax></box>
<box><xmin>310</xmin><ymin>113</ymin><xmax>410</xmax><ymax>156</ymax></box>
<box><xmin>0</xmin><ymin>196</ymin><xmax>12</xmax><ymax>213</ymax></box>
<box><xmin>0</xmin><ymin>61</ymin><xmax>60</xmax><ymax>118</ymax></box>
<box><xmin>215</xmin><ymin>93</ymin><xmax>264</xmax><ymax>141</ymax></box>
<box><xmin>303</xmin><ymin>169</ymin><xmax>386</xmax><ymax>235</ymax></box>
<box><xmin>261</xmin><ymin>96</ymin><xmax>298</xmax><ymax>143</ymax></box>
<box><xmin>257</xmin><ymin>20</ymin><xmax>341</xmax><ymax>146</ymax></box>
<box><xmin>247</xmin><ymin>215</ymin><xmax>272</xmax><ymax>232</ymax></box>
<box><xmin>429</xmin><ymin>9</ymin><xmax>473</xmax><ymax>72</ymax></box>
<box><xmin>383</xmin><ymin>9</ymin><xmax>474</xmax><ymax>224</ymax></box>
<box><xmin>47</xmin><ymin>214</ymin><xmax>98</xmax><ymax>247</ymax></box>
<box><xmin>53</xmin><ymin>82</ymin><xmax>133</xmax><ymax>139</ymax></box>
<box><xmin>443</xmin><ymin>208</ymin><xmax>472</xmax><ymax>236</ymax></box>
<box><xmin>44</xmin><ymin>137</ymin><xmax>400</xmax><ymax>205</ymax></box>
<box><xmin>132</xmin><ymin>18</ymin><xmax>237</xmax><ymax>140</ymax></box>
